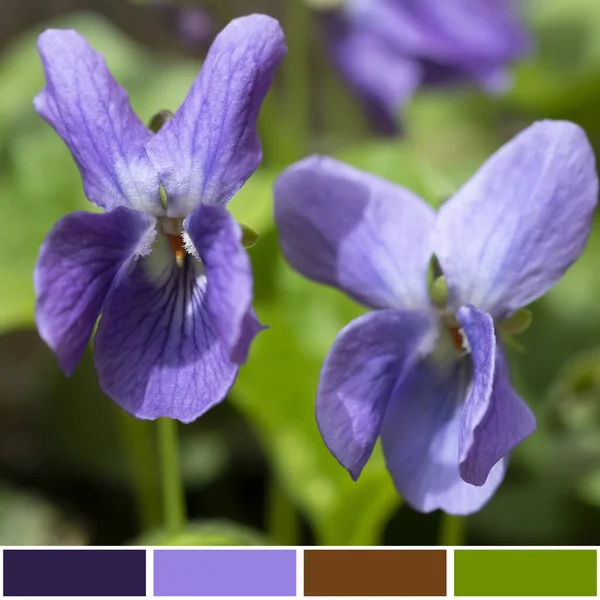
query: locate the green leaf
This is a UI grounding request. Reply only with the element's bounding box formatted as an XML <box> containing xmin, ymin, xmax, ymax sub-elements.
<box><xmin>335</xmin><ymin>115</ymin><xmax>494</xmax><ymax>211</ymax></box>
<box><xmin>514</xmin><ymin>348</ymin><xmax>600</xmax><ymax>511</ymax></box>
<box><xmin>508</xmin><ymin>0</ymin><xmax>600</xmax><ymax>114</ymax></box>
<box><xmin>133</xmin><ymin>520</ymin><xmax>268</xmax><ymax>546</ymax></box>
<box><xmin>500</xmin><ymin>309</ymin><xmax>533</xmax><ymax>335</ymax></box>
<box><xmin>336</xmin><ymin>140</ymin><xmax>439</xmax><ymax>206</ymax></box>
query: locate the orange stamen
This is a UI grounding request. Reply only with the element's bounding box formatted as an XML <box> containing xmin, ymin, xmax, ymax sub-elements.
<box><xmin>167</xmin><ymin>234</ymin><xmax>186</xmax><ymax>264</ymax></box>
<box><xmin>449</xmin><ymin>326</ymin><xmax>464</xmax><ymax>352</ymax></box>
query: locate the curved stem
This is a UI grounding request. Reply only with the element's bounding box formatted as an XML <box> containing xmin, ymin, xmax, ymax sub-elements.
<box><xmin>281</xmin><ymin>0</ymin><xmax>311</xmax><ymax>164</ymax></box>
<box><xmin>439</xmin><ymin>514</ymin><xmax>467</xmax><ymax>546</ymax></box>
<box><xmin>115</xmin><ymin>410</ymin><xmax>161</xmax><ymax>532</ymax></box>
<box><xmin>267</xmin><ymin>476</ymin><xmax>300</xmax><ymax>545</ymax></box>
<box><xmin>157</xmin><ymin>418</ymin><xmax>186</xmax><ymax>534</ymax></box>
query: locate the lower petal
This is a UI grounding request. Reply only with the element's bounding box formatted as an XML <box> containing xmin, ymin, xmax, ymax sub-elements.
<box><xmin>458</xmin><ymin>305</ymin><xmax>536</xmax><ymax>486</ymax></box>
<box><xmin>317</xmin><ymin>309</ymin><xmax>435</xmax><ymax>480</ymax></box>
<box><xmin>381</xmin><ymin>357</ymin><xmax>506</xmax><ymax>515</ymax></box>
<box><xmin>94</xmin><ymin>237</ymin><xmax>237</xmax><ymax>422</ymax></box>
<box><xmin>34</xmin><ymin>208</ymin><xmax>155</xmax><ymax>375</ymax></box>
<box><xmin>231</xmin><ymin>309</ymin><xmax>267</xmax><ymax>365</ymax></box>
<box><xmin>184</xmin><ymin>203</ymin><xmax>260</xmax><ymax>364</ymax></box>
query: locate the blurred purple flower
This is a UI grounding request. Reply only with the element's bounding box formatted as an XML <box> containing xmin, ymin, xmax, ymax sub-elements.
<box><xmin>326</xmin><ymin>0</ymin><xmax>530</xmax><ymax>134</ymax></box>
<box><xmin>274</xmin><ymin>120</ymin><xmax>598</xmax><ymax>514</ymax></box>
<box><xmin>34</xmin><ymin>15</ymin><xmax>286</xmax><ymax>422</ymax></box>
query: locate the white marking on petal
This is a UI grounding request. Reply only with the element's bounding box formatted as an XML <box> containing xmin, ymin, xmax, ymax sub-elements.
<box><xmin>460</xmin><ymin>328</ymin><xmax>471</xmax><ymax>354</ymax></box>
<box><xmin>183</xmin><ymin>231</ymin><xmax>201</xmax><ymax>262</ymax></box>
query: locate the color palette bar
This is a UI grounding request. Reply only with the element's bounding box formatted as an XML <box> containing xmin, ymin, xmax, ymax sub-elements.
<box><xmin>154</xmin><ymin>549</ymin><xmax>296</xmax><ymax>596</ymax></box>
<box><xmin>304</xmin><ymin>549</ymin><xmax>446</xmax><ymax>596</ymax></box>
<box><xmin>454</xmin><ymin>549</ymin><xmax>597</xmax><ymax>597</ymax></box>
<box><xmin>0</xmin><ymin>548</ymin><xmax>598</xmax><ymax>597</ymax></box>
<box><xmin>3</xmin><ymin>549</ymin><xmax>146</xmax><ymax>596</ymax></box>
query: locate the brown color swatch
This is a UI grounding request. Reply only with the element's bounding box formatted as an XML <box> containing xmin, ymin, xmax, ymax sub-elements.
<box><xmin>304</xmin><ymin>549</ymin><xmax>446</xmax><ymax>597</ymax></box>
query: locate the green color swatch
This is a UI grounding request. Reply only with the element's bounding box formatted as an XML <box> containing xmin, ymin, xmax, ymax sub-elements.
<box><xmin>455</xmin><ymin>550</ymin><xmax>597</xmax><ymax>596</ymax></box>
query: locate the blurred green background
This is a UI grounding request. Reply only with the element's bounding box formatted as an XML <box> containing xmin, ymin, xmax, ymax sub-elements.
<box><xmin>1</xmin><ymin>0</ymin><xmax>600</xmax><ymax>546</ymax></box>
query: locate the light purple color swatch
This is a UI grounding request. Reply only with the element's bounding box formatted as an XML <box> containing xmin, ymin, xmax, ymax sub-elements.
<box><xmin>153</xmin><ymin>549</ymin><xmax>296</xmax><ymax>596</ymax></box>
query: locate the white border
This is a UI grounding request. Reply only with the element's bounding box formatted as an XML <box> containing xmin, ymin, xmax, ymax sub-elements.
<box><xmin>0</xmin><ymin>546</ymin><xmax>597</xmax><ymax>598</ymax></box>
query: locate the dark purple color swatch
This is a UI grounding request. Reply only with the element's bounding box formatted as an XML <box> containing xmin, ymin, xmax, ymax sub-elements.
<box><xmin>3</xmin><ymin>550</ymin><xmax>146</xmax><ymax>596</ymax></box>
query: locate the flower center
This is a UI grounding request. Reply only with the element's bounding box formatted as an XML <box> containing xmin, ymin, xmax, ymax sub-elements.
<box><xmin>448</xmin><ymin>325</ymin><xmax>465</xmax><ymax>353</ymax></box>
<box><xmin>167</xmin><ymin>234</ymin><xmax>186</xmax><ymax>265</ymax></box>
<box><xmin>157</xmin><ymin>217</ymin><xmax>187</xmax><ymax>267</ymax></box>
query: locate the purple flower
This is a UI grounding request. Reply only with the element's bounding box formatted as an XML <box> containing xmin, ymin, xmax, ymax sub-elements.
<box><xmin>274</xmin><ymin>120</ymin><xmax>598</xmax><ymax>514</ymax></box>
<box><xmin>34</xmin><ymin>15</ymin><xmax>286</xmax><ymax>422</ymax></box>
<box><xmin>326</xmin><ymin>0</ymin><xmax>530</xmax><ymax>134</ymax></box>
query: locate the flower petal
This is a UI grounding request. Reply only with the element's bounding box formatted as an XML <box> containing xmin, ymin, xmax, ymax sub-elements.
<box><xmin>458</xmin><ymin>305</ymin><xmax>536</xmax><ymax>486</ymax></box>
<box><xmin>146</xmin><ymin>15</ymin><xmax>286</xmax><ymax>216</ymax></box>
<box><xmin>35</xmin><ymin>29</ymin><xmax>161</xmax><ymax>213</ymax></box>
<box><xmin>435</xmin><ymin>120</ymin><xmax>598</xmax><ymax>319</ymax></box>
<box><xmin>326</xmin><ymin>17</ymin><xmax>421</xmax><ymax>134</ymax></box>
<box><xmin>274</xmin><ymin>156</ymin><xmax>435</xmax><ymax>310</ymax></box>
<box><xmin>347</xmin><ymin>0</ymin><xmax>529</xmax><ymax>67</ymax></box>
<box><xmin>184</xmin><ymin>203</ymin><xmax>261</xmax><ymax>364</ymax></box>
<box><xmin>94</xmin><ymin>237</ymin><xmax>237</xmax><ymax>422</ymax></box>
<box><xmin>231</xmin><ymin>309</ymin><xmax>267</xmax><ymax>365</ymax></box>
<box><xmin>35</xmin><ymin>208</ymin><xmax>156</xmax><ymax>375</ymax></box>
<box><xmin>317</xmin><ymin>308</ymin><xmax>435</xmax><ymax>479</ymax></box>
<box><xmin>381</xmin><ymin>356</ymin><xmax>506</xmax><ymax>515</ymax></box>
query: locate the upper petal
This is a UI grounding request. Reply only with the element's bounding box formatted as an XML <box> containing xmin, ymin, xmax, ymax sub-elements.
<box><xmin>326</xmin><ymin>16</ymin><xmax>422</xmax><ymax>135</ymax></box>
<box><xmin>35</xmin><ymin>208</ymin><xmax>156</xmax><ymax>375</ymax></box>
<box><xmin>435</xmin><ymin>120</ymin><xmax>598</xmax><ymax>318</ymax></box>
<box><xmin>381</xmin><ymin>355</ymin><xmax>507</xmax><ymax>515</ymax></box>
<box><xmin>347</xmin><ymin>0</ymin><xmax>529</xmax><ymax>67</ymax></box>
<box><xmin>94</xmin><ymin>237</ymin><xmax>238</xmax><ymax>422</ymax></box>
<box><xmin>274</xmin><ymin>156</ymin><xmax>436</xmax><ymax>310</ymax></box>
<box><xmin>184</xmin><ymin>204</ymin><xmax>262</xmax><ymax>364</ymax></box>
<box><xmin>35</xmin><ymin>29</ymin><xmax>161</xmax><ymax>213</ymax></box>
<box><xmin>457</xmin><ymin>305</ymin><xmax>536</xmax><ymax>486</ymax></box>
<box><xmin>146</xmin><ymin>15</ymin><xmax>286</xmax><ymax>216</ymax></box>
<box><xmin>317</xmin><ymin>308</ymin><xmax>435</xmax><ymax>480</ymax></box>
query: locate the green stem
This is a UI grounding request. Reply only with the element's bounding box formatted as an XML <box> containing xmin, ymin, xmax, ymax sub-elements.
<box><xmin>115</xmin><ymin>409</ymin><xmax>161</xmax><ymax>532</ymax></box>
<box><xmin>439</xmin><ymin>514</ymin><xmax>467</xmax><ymax>546</ymax></box>
<box><xmin>261</xmin><ymin>2</ymin><xmax>310</xmax><ymax>545</ymax></box>
<box><xmin>157</xmin><ymin>418</ymin><xmax>186</xmax><ymax>533</ymax></box>
<box><xmin>281</xmin><ymin>0</ymin><xmax>312</xmax><ymax>163</ymax></box>
<box><xmin>267</xmin><ymin>476</ymin><xmax>300</xmax><ymax>545</ymax></box>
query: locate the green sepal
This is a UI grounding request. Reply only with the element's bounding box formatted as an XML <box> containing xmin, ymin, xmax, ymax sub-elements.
<box><xmin>501</xmin><ymin>332</ymin><xmax>527</xmax><ymax>354</ymax></box>
<box><xmin>240</xmin><ymin>223</ymin><xmax>259</xmax><ymax>248</ymax></box>
<box><xmin>429</xmin><ymin>276</ymin><xmax>448</xmax><ymax>310</ymax></box>
<box><xmin>149</xmin><ymin>109</ymin><xmax>174</xmax><ymax>133</ymax></box>
<box><xmin>499</xmin><ymin>308</ymin><xmax>533</xmax><ymax>335</ymax></box>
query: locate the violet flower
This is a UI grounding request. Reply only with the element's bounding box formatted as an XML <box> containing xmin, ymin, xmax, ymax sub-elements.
<box><xmin>34</xmin><ymin>15</ymin><xmax>286</xmax><ymax>422</ymax></box>
<box><xmin>274</xmin><ymin>120</ymin><xmax>598</xmax><ymax>514</ymax></box>
<box><xmin>326</xmin><ymin>0</ymin><xmax>530</xmax><ymax>134</ymax></box>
